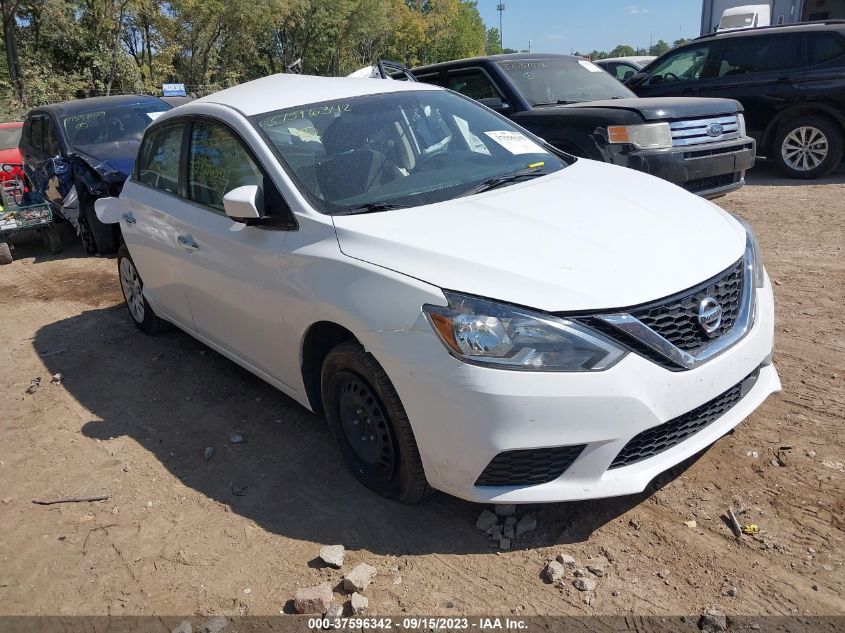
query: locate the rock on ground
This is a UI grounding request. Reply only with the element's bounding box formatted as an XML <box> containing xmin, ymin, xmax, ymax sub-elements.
<box><xmin>494</xmin><ymin>504</ymin><xmax>516</xmax><ymax>517</ymax></box>
<box><xmin>325</xmin><ymin>601</ymin><xmax>344</xmax><ymax>619</ymax></box>
<box><xmin>199</xmin><ymin>617</ymin><xmax>228</xmax><ymax>633</ymax></box>
<box><xmin>343</xmin><ymin>563</ymin><xmax>378</xmax><ymax>592</ymax></box>
<box><xmin>573</xmin><ymin>577</ymin><xmax>597</xmax><ymax>592</ymax></box>
<box><xmin>171</xmin><ymin>621</ymin><xmax>192</xmax><ymax>633</ymax></box>
<box><xmin>543</xmin><ymin>560</ymin><xmax>566</xmax><ymax>583</ymax></box>
<box><xmin>350</xmin><ymin>592</ymin><xmax>368</xmax><ymax>615</ymax></box>
<box><xmin>476</xmin><ymin>510</ymin><xmax>499</xmax><ymax>531</ymax></box>
<box><xmin>699</xmin><ymin>608</ymin><xmax>727</xmax><ymax>633</ymax></box>
<box><xmin>515</xmin><ymin>514</ymin><xmax>537</xmax><ymax>536</ymax></box>
<box><xmin>320</xmin><ymin>544</ymin><xmax>345</xmax><ymax>569</ymax></box>
<box><xmin>556</xmin><ymin>553</ymin><xmax>576</xmax><ymax>566</ymax></box>
<box><xmin>586</xmin><ymin>556</ymin><xmax>608</xmax><ymax>576</ymax></box>
<box><xmin>294</xmin><ymin>582</ymin><xmax>334</xmax><ymax>614</ymax></box>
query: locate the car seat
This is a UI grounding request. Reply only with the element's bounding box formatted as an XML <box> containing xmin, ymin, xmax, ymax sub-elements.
<box><xmin>315</xmin><ymin>116</ymin><xmax>386</xmax><ymax>202</ymax></box>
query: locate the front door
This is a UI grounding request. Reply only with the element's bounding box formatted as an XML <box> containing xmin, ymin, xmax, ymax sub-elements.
<box><xmin>177</xmin><ymin>119</ymin><xmax>293</xmax><ymax>386</ymax></box>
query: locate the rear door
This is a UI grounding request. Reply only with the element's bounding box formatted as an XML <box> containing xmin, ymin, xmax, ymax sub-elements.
<box><xmin>799</xmin><ymin>31</ymin><xmax>845</xmax><ymax>113</ymax></box>
<box><xmin>123</xmin><ymin>121</ymin><xmax>195</xmax><ymax>329</ymax></box>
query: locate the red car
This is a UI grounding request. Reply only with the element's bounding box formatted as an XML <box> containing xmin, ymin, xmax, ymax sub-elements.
<box><xmin>0</xmin><ymin>121</ymin><xmax>24</xmax><ymax>183</ymax></box>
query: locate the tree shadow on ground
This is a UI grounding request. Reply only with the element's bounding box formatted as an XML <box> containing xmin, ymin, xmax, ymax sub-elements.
<box><xmin>35</xmin><ymin>305</ymin><xmax>706</xmax><ymax>555</ymax></box>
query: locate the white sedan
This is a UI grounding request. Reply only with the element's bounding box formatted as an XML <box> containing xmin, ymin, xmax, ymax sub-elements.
<box><xmin>97</xmin><ymin>73</ymin><xmax>780</xmax><ymax>504</ymax></box>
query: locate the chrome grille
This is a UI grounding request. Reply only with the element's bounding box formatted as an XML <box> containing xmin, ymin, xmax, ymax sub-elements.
<box><xmin>670</xmin><ymin>115</ymin><xmax>741</xmax><ymax>146</ymax></box>
<box><xmin>630</xmin><ymin>258</ymin><xmax>744</xmax><ymax>354</ymax></box>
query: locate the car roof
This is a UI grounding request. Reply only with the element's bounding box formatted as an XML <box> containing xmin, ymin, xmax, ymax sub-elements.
<box><xmin>33</xmin><ymin>94</ymin><xmax>169</xmax><ymax>117</ymax></box>
<box><xmin>696</xmin><ymin>20</ymin><xmax>845</xmax><ymax>40</ymax></box>
<box><xmin>413</xmin><ymin>52</ymin><xmax>581</xmax><ymax>73</ymax></box>
<box><xmin>191</xmin><ymin>73</ymin><xmax>441</xmax><ymax>117</ymax></box>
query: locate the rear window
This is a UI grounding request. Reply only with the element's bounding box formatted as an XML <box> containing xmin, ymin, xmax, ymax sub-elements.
<box><xmin>807</xmin><ymin>32</ymin><xmax>845</xmax><ymax>66</ymax></box>
<box><xmin>714</xmin><ymin>34</ymin><xmax>802</xmax><ymax>76</ymax></box>
<box><xmin>0</xmin><ymin>126</ymin><xmax>21</xmax><ymax>150</ymax></box>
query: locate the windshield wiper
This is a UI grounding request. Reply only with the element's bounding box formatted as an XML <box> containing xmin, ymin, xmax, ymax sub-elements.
<box><xmin>333</xmin><ymin>202</ymin><xmax>409</xmax><ymax>216</ymax></box>
<box><xmin>460</xmin><ymin>167</ymin><xmax>547</xmax><ymax>197</ymax></box>
<box><xmin>533</xmin><ymin>100</ymin><xmax>583</xmax><ymax>106</ymax></box>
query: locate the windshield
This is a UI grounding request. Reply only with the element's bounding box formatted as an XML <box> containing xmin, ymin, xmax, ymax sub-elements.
<box><xmin>719</xmin><ymin>13</ymin><xmax>755</xmax><ymax>29</ymax></box>
<box><xmin>497</xmin><ymin>58</ymin><xmax>636</xmax><ymax>106</ymax></box>
<box><xmin>253</xmin><ymin>90</ymin><xmax>567</xmax><ymax>214</ymax></box>
<box><xmin>63</xmin><ymin>103</ymin><xmax>170</xmax><ymax>147</ymax></box>
<box><xmin>0</xmin><ymin>126</ymin><xmax>22</xmax><ymax>150</ymax></box>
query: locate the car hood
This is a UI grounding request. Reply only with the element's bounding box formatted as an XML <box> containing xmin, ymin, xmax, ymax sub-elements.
<box><xmin>549</xmin><ymin>97</ymin><xmax>742</xmax><ymax>121</ymax></box>
<box><xmin>333</xmin><ymin>159</ymin><xmax>746</xmax><ymax>312</ymax></box>
<box><xmin>71</xmin><ymin>140</ymin><xmax>141</xmax><ymax>181</ymax></box>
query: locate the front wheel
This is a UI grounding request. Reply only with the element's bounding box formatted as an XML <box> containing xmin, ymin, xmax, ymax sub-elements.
<box><xmin>773</xmin><ymin>116</ymin><xmax>843</xmax><ymax>179</ymax></box>
<box><xmin>321</xmin><ymin>341</ymin><xmax>429</xmax><ymax>504</ymax></box>
<box><xmin>117</xmin><ymin>245</ymin><xmax>167</xmax><ymax>334</ymax></box>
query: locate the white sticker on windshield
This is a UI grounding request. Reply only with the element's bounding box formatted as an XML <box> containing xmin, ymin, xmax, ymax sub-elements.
<box><xmin>147</xmin><ymin>112</ymin><xmax>165</xmax><ymax>121</ymax></box>
<box><xmin>578</xmin><ymin>59</ymin><xmax>604</xmax><ymax>72</ymax></box>
<box><xmin>484</xmin><ymin>131</ymin><xmax>544</xmax><ymax>155</ymax></box>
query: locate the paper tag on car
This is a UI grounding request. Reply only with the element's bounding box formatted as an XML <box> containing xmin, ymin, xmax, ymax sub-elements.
<box><xmin>485</xmin><ymin>131</ymin><xmax>544</xmax><ymax>155</ymax></box>
<box><xmin>578</xmin><ymin>60</ymin><xmax>603</xmax><ymax>72</ymax></box>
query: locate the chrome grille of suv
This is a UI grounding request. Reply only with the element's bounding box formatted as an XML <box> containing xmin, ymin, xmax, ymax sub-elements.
<box><xmin>670</xmin><ymin>115</ymin><xmax>741</xmax><ymax>146</ymax></box>
<box><xmin>630</xmin><ymin>258</ymin><xmax>744</xmax><ymax>354</ymax></box>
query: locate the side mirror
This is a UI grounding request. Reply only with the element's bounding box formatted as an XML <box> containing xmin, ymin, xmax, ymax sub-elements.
<box><xmin>223</xmin><ymin>185</ymin><xmax>264</xmax><ymax>222</ymax></box>
<box><xmin>478</xmin><ymin>97</ymin><xmax>510</xmax><ymax>113</ymax></box>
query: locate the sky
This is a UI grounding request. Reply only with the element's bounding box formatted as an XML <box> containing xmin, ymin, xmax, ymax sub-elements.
<box><xmin>476</xmin><ymin>0</ymin><xmax>703</xmax><ymax>54</ymax></box>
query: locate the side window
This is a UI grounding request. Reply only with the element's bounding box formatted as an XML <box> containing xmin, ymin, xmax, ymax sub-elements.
<box><xmin>43</xmin><ymin>119</ymin><xmax>61</xmax><ymax>157</ymax></box>
<box><xmin>188</xmin><ymin>121</ymin><xmax>262</xmax><ymax>212</ymax></box>
<box><xmin>807</xmin><ymin>32</ymin><xmax>845</xmax><ymax>66</ymax></box>
<box><xmin>444</xmin><ymin>69</ymin><xmax>500</xmax><ymax>100</ymax></box>
<box><xmin>30</xmin><ymin>116</ymin><xmax>44</xmax><ymax>154</ymax></box>
<box><xmin>646</xmin><ymin>45</ymin><xmax>713</xmax><ymax>84</ymax></box>
<box><xmin>715</xmin><ymin>35</ymin><xmax>802</xmax><ymax>76</ymax></box>
<box><xmin>614</xmin><ymin>63</ymin><xmax>637</xmax><ymax>81</ymax></box>
<box><xmin>137</xmin><ymin>124</ymin><xmax>183</xmax><ymax>195</ymax></box>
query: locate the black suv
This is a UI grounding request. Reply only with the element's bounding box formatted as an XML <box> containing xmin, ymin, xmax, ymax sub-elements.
<box><xmin>411</xmin><ymin>54</ymin><xmax>755</xmax><ymax>198</ymax></box>
<box><xmin>627</xmin><ymin>21</ymin><xmax>845</xmax><ymax>179</ymax></box>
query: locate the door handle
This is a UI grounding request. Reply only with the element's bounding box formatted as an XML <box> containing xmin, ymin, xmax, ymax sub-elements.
<box><xmin>176</xmin><ymin>234</ymin><xmax>199</xmax><ymax>252</ymax></box>
<box><xmin>121</xmin><ymin>212</ymin><xmax>136</xmax><ymax>225</ymax></box>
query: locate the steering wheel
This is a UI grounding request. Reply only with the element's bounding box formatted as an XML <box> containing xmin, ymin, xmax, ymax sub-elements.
<box><xmin>663</xmin><ymin>72</ymin><xmax>680</xmax><ymax>82</ymax></box>
<box><xmin>415</xmin><ymin>149</ymin><xmax>452</xmax><ymax>171</ymax></box>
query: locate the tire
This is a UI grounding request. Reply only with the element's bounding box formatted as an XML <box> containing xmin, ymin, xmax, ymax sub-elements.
<box><xmin>321</xmin><ymin>341</ymin><xmax>429</xmax><ymax>504</ymax></box>
<box><xmin>117</xmin><ymin>245</ymin><xmax>167</xmax><ymax>334</ymax></box>
<box><xmin>84</xmin><ymin>201</ymin><xmax>118</xmax><ymax>255</ymax></box>
<box><xmin>0</xmin><ymin>240</ymin><xmax>12</xmax><ymax>265</ymax></box>
<box><xmin>41</xmin><ymin>226</ymin><xmax>63</xmax><ymax>254</ymax></box>
<box><xmin>77</xmin><ymin>208</ymin><xmax>97</xmax><ymax>255</ymax></box>
<box><xmin>772</xmin><ymin>115</ymin><xmax>843</xmax><ymax>179</ymax></box>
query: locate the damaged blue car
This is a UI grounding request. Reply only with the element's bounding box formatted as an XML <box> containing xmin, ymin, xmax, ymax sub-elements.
<box><xmin>19</xmin><ymin>95</ymin><xmax>170</xmax><ymax>254</ymax></box>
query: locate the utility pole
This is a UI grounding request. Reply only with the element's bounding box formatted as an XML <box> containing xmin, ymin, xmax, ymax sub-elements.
<box><xmin>497</xmin><ymin>2</ymin><xmax>505</xmax><ymax>48</ymax></box>
<box><xmin>528</xmin><ymin>39</ymin><xmax>532</xmax><ymax>53</ymax></box>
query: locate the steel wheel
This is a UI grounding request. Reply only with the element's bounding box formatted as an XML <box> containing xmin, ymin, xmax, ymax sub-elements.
<box><xmin>336</xmin><ymin>370</ymin><xmax>396</xmax><ymax>481</ymax></box>
<box><xmin>119</xmin><ymin>256</ymin><xmax>145</xmax><ymax>324</ymax></box>
<box><xmin>781</xmin><ymin>126</ymin><xmax>829</xmax><ymax>172</ymax></box>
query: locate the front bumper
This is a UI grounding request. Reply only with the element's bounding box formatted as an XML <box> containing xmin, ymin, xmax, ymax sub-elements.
<box><xmin>363</xmin><ymin>277</ymin><xmax>779</xmax><ymax>503</ymax></box>
<box><xmin>602</xmin><ymin>136</ymin><xmax>756</xmax><ymax>199</ymax></box>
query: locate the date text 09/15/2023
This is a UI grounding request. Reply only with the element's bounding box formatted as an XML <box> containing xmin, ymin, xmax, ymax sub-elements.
<box><xmin>307</xmin><ymin>617</ymin><xmax>528</xmax><ymax>630</ymax></box>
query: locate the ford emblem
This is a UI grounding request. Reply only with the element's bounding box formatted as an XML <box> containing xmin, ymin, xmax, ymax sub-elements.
<box><xmin>706</xmin><ymin>123</ymin><xmax>724</xmax><ymax>137</ymax></box>
<box><xmin>697</xmin><ymin>297</ymin><xmax>723</xmax><ymax>334</ymax></box>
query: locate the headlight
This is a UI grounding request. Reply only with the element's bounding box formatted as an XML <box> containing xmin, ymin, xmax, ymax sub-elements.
<box><xmin>731</xmin><ymin>213</ymin><xmax>765</xmax><ymax>288</ymax></box>
<box><xmin>607</xmin><ymin>122</ymin><xmax>672</xmax><ymax>149</ymax></box>
<box><xmin>737</xmin><ymin>113</ymin><xmax>747</xmax><ymax>137</ymax></box>
<box><xmin>423</xmin><ymin>292</ymin><xmax>626</xmax><ymax>371</ymax></box>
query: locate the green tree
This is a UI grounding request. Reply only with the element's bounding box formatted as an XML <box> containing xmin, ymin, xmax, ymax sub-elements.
<box><xmin>649</xmin><ymin>39</ymin><xmax>669</xmax><ymax>57</ymax></box>
<box><xmin>485</xmin><ymin>27</ymin><xmax>502</xmax><ymax>55</ymax></box>
<box><xmin>608</xmin><ymin>44</ymin><xmax>636</xmax><ymax>58</ymax></box>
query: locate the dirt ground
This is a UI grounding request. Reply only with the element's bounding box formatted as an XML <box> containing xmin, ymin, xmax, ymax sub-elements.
<box><xmin>0</xmin><ymin>163</ymin><xmax>843</xmax><ymax>618</ymax></box>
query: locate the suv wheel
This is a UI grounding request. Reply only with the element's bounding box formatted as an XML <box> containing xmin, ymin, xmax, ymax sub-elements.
<box><xmin>773</xmin><ymin>116</ymin><xmax>843</xmax><ymax>179</ymax></box>
<box><xmin>117</xmin><ymin>245</ymin><xmax>167</xmax><ymax>334</ymax></box>
<box><xmin>321</xmin><ymin>341</ymin><xmax>429</xmax><ymax>504</ymax></box>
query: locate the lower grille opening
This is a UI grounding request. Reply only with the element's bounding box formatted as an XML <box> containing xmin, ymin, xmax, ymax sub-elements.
<box><xmin>475</xmin><ymin>445</ymin><xmax>586</xmax><ymax>487</ymax></box>
<box><xmin>609</xmin><ymin>368</ymin><xmax>760</xmax><ymax>469</ymax></box>
<box><xmin>682</xmin><ymin>172</ymin><xmax>740</xmax><ymax>193</ymax></box>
